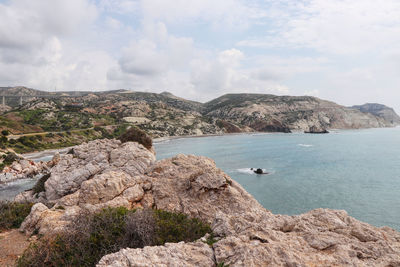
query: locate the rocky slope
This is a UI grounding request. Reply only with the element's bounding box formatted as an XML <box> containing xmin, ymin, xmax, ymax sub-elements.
<box><xmin>16</xmin><ymin>139</ymin><xmax>400</xmax><ymax>266</ymax></box>
<box><xmin>352</xmin><ymin>103</ymin><xmax>400</xmax><ymax>125</ymax></box>
<box><xmin>1</xmin><ymin>87</ymin><xmax>399</xmax><ymax>140</ymax></box>
<box><xmin>205</xmin><ymin>94</ymin><xmax>398</xmax><ymax>132</ymax></box>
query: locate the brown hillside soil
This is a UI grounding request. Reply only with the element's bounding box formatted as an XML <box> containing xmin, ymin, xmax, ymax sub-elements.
<box><xmin>0</xmin><ymin>230</ymin><xmax>30</xmax><ymax>267</ymax></box>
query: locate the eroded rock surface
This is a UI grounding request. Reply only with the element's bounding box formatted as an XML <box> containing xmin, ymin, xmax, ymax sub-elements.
<box><xmin>18</xmin><ymin>139</ymin><xmax>400</xmax><ymax>267</ymax></box>
<box><xmin>98</xmin><ymin>241</ymin><xmax>214</xmax><ymax>267</ymax></box>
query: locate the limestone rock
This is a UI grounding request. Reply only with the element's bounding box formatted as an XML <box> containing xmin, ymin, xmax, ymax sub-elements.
<box><xmin>97</xmin><ymin>241</ymin><xmax>214</xmax><ymax>267</ymax></box>
<box><xmin>0</xmin><ymin>156</ymin><xmax>48</xmax><ymax>184</ymax></box>
<box><xmin>45</xmin><ymin>139</ymin><xmax>155</xmax><ymax>201</ymax></box>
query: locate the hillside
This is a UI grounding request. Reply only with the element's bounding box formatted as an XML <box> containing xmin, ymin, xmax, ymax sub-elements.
<box><xmin>0</xmin><ymin>87</ymin><xmax>399</xmax><ymax>153</ymax></box>
<box><xmin>352</xmin><ymin>103</ymin><xmax>400</xmax><ymax>124</ymax></box>
<box><xmin>205</xmin><ymin>94</ymin><xmax>398</xmax><ymax>132</ymax></box>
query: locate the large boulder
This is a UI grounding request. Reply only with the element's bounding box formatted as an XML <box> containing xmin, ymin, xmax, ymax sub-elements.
<box><xmin>18</xmin><ymin>139</ymin><xmax>400</xmax><ymax>267</ymax></box>
<box><xmin>45</xmin><ymin>139</ymin><xmax>155</xmax><ymax>201</ymax></box>
<box><xmin>98</xmin><ymin>241</ymin><xmax>214</xmax><ymax>267</ymax></box>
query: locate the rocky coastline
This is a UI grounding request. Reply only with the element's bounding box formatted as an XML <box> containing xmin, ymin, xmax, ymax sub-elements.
<box><xmin>0</xmin><ymin>153</ymin><xmax>59</xmax><ymax>184</ymax></box>
<box><xmin>11</xmin><ymin>138</ymin><xmax>400</xmax><ymax>266</ymax></box>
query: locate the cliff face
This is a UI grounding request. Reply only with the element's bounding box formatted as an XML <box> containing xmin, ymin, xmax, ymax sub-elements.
<box><xmin>352</xmin><ymin>103</ymin><xmax>400</xmax><ymax>124</ymax></box>
<box><xmin>205</xmin><ymin>94</ymin><xmax>398</xmax><ymax>132</ymax></box>
<box><xmin>17</xmin><ymin>140</ymin><xmax>400</xmax><ymax>266</ymax></box>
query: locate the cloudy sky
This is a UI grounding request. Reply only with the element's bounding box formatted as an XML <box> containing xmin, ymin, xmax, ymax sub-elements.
<box><xmin>1</xmin><ymin>0</ymin><xmax>399</xmax><ymax>111</ymax></box>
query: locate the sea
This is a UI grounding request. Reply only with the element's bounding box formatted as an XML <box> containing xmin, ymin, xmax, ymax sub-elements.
<box><xmin>155</xmin><ymin>127</ymin><xmax>400</xmax><ymax>231</ymax></box>
<box><xmin>1</xmin><ymin>127</ymin><xmax>399</xmax><ymax>231</ymax></box>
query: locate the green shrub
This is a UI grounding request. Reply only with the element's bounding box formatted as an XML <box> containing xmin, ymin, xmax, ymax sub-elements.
<box><xmin>0</xmin><ymin>135</ymin><xmax>8</xmax><ymax>143</ymax></box>
<box><xmin>0</xmin><ymin>201</ymin><xmax>33</xmax><ymax>232</ymax></box>
<box><xmin>154</xmin><ymin>209</ymin><xmax>211</xmax><ymax>245</ymax></box>
<box><xmin>45</xmin><ymin>133</ymin><xmax>54</xmax><ymax>138</ymax></box>
<box><xmin>1</xmin><ymin>129</ymin><xmax>9</xmax><ymax>136</ymax></box>
<box><xmin>118</xmin><ymin>127</ymin><xmax>152</xmax><ymax>150</ymax></box>
<box><xmin>32</xmin><ymin>173</ymin><xmax>51</xmax><ymax>195</ymax></box>
<box><xmin>3</xmin><ymin>152</ymin><xmax>20</xmax><ymax>165</ymax></box>
<box><xmin>18</xmin><ymin>208</ymin><xmax>212</xmax><ymax>267</ymax></box>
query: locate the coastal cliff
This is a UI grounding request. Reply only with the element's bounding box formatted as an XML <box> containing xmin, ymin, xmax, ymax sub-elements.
<box><xmin>205</xmin><ymin>94</ymin><xmax>398</xmax><ymax>132</ymax></box>
<box><xmin>352</xmin><ymin>103</ymin><xmax>400</xmax><ymax>125</ymax></box>
<box><xmin>16</xmin><ymin>139</ymin><xmax>400</xmax><ymax>266</ymax></box>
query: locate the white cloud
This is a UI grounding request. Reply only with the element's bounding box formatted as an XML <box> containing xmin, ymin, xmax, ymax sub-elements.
<box><xmin>118</xmin><ymin>40</ymin><xmax>168</xmax><ymax>76</ymax></box>
<box><xmin>105</xmin><ymin>16</ymin><xmax>124</xmax><ymax>30</ymax></box>
<box><xmin>240</xmin><ymin>0</ymin><xmax>400</xmax><ymax>55</ymax></box>
<box><xmin>304</xmin><ymin>89</ymin><xmax>319</xmax><ymax>97</ymax></box>
<box><xmin>1</xmin><ymin>0</ymin><xmax>400</xmax><ymax>112</ymax></box>
<box><xmin>190</xmin><ymin>49</ymin><xmax>289</xmax><ymax>99</ymax></box>
<box><xmin>99</xmin><ymin>0</ymin><xmax>140</xmax><ymax>14</ymax></box>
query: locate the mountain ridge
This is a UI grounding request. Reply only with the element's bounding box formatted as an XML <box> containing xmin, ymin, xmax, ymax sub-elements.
<box><xmin>0</xmin><ymin>86</ymin><xmax>398</xmax><ymax>141</ymax></box>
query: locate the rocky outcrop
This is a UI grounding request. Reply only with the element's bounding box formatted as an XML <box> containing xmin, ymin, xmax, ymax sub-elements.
<box><xmin>0</xmin><ymin>153</ymin><xmax>59</xmax><ymax>184</ymax></box>
<box><xmin>98</xmin><ymin>241</ymin><xmax>215</xmax><ymax>267</ymax></box>
<box><xmin>304</xmin><ymin>125</ymin><xmax>329</xmax><ymax>134</ymax></box>
<box><xmin>18</xmin><ymin>139</ymin><xmax>400</xmax><ymax>266</ymax></box>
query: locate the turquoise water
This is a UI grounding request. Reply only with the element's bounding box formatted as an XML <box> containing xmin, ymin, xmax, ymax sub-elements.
<box><xmin>155</xmin><ymin>128</ymin><xmax>400</xmax><ymax>231</ymax></box>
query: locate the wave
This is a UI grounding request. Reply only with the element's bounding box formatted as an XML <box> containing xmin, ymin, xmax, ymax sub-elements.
<box><xmin>298</xmin><ymin>144</ymin><xmax>313</xmax><ymax>147</ymax></box>
<box><xmin>154</xmin><ymin>139</ymin><xmax>171</xmax><ymax>145</ymax></box>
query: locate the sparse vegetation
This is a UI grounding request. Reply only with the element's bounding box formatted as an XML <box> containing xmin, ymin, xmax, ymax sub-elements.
<box><xmin>3</xmin><ymin>152</ymin><xmax>20</xmax><ymax>165</ymax></box>
<box><xmin>0</xmin><ymin>201</ymin><xmax>33</xmax><ymax>232</ymax></box>
<box><xmin>0</xmin><ymin>152</ymin><xmax>20</xmax><ymax>171</ymax></box>
<box><xmin>17</xmin><ymin>207</ymin><xmax>211</xmax><ymax>267</ymax></box>
<box><xmin>118</xmin><ymin>127</ymin><xmax>153</xmax><ymax>149</ymax></box>
<box><xmin>32</xmin><ymin>173</ymin><xmax>51</xmax><ymax>195</ymax></box>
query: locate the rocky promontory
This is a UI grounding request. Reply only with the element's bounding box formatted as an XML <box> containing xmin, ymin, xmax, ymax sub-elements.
<box><xmin>16</xmin><ymin>139</ymin><xmax>400</xmax><ymax>266</ymax></box>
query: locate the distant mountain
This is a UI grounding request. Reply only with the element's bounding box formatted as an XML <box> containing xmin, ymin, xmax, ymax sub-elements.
<box><xmin>204</xmin><ymin>94</ymin><xmax>399</xmax><ymax>132</ymax></box>
<box><xmin>0</xmin><ymin>86</ymin><xmax>50</xmax><ymax>96</ymax></box>
<box><xmin>351</xmin><ymin>103</ymin><xmax>400</xmax><ymax>124</ymax></box>
<box><xmin>0</xmin><ymin>87</ymin><xmax>398</xmax><ymax>138</ymax></box>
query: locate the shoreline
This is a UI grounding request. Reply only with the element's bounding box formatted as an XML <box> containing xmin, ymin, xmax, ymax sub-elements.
<box><xmin>22</xmin><ymin>147</ymin><xmax>70</xmax><ymax>161</ymax></box>
<box><xmin>20</xmin><ymin>126</ymin><xmax>399</xmax><ymax>159</ymax></box>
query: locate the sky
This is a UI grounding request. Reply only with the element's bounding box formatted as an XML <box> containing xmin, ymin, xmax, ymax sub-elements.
<box><xmin>0</xmin><ymin>0</ymin><xmax>399</xmax><ymax>111</ymax></box>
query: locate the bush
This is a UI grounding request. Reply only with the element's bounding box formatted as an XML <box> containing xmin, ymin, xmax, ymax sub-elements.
<box><xmin>118</xmin><ymin>127</ymin><xmax>152</xmax><ymax>150</ymax></box>
<box><xmin>122</xmin><ymin>209</ymin><xmax>157</xmax><ymax>248</ymax></box>
<box><xmin>0</xmin><ymin>201</ymin><xmax>33</xmax><ymax>231</ymax></box>
<box><xmin>32</xmin><ymin>173</ymin><xmax>51</xmax><ymax>195</ymax></box>
<box><xmin>154</xmin><ymin>209</ymin><xmax>211</xmax><ymax>245</ymax></box>
<box><xmin>3</xmin><ymin>152</ymin><xmax>20</xmax><ymax>165</ymax></box>
<box><xmin>1</xmin><ymin>129</ymin><xmax>9</xmax><ymax>136</ymax></box>
<box><xmin>18</xmin><ymin>208</ymin><xmax>211</xmax><ymax>267</ymax></box>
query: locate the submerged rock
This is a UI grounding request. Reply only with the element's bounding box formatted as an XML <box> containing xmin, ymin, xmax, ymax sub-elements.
<box><xmin>17</xmin><ymin>138</ymin><xmax>400</xmax><ymax>267</ymax></box>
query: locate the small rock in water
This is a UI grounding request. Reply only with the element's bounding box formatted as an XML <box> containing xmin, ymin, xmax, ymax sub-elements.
<box><xmin>254</xmin><ymin>168</ymin><xmax>265</xmax><ymax>174</ymax></box>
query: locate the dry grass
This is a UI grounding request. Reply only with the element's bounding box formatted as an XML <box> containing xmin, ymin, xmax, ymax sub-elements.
<box><xmin>0</xmin><ymin>202</ymin><xmax>33</xmax><ymax>232</ymax></box>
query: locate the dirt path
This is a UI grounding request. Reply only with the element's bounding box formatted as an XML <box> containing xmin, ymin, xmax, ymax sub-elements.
<box><xmin>0</xmin><ymin>230</ymin><xmax>30</xmax><ymax>266</ymax></box>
